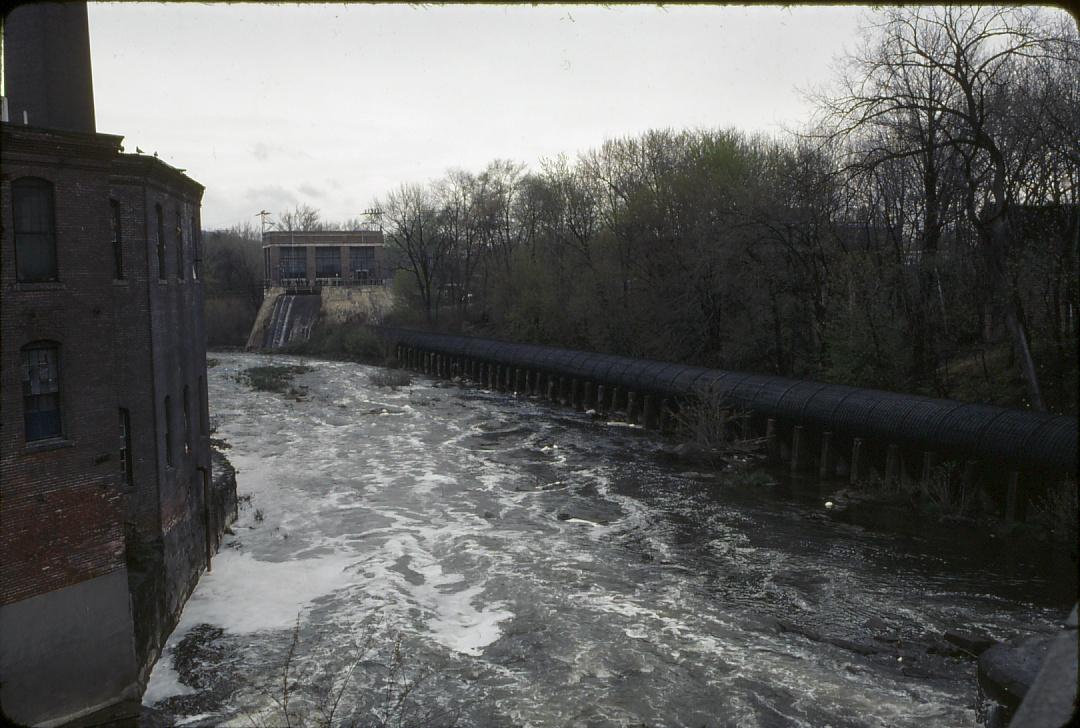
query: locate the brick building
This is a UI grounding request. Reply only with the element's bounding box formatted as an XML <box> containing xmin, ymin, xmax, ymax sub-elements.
<box><xmin>1</xmin><ymin>4</ymin><xmax>225</xmax><ymax>725</ymax></box>
<box><xmin>263</xmin><ymin>229</ymin><xmax>388</xmax><ymax>289</ymax></box>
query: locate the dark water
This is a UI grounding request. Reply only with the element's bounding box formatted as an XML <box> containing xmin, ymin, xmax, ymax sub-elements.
<box><xmin>144</xmin><ymin>353</ymin><xmax>1074</xmax><ymax>727</ymax></box>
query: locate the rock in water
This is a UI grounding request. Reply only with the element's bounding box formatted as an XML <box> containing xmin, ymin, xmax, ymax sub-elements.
<box><xmin>977</xmin><ymin>634</ymin><xmax>1054</xmax><ymax>714</ymax></box>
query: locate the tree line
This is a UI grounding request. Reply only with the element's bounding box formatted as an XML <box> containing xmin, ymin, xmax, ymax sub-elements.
<box><xmin>373</xmin><ymin>7</ymin><xmax>1077</xmax><ymax>412</ymax></box>
<box><xmin>199</xmin><ymin>7</ymin><xmax>1077</xmax><ymax>412</ymax></box>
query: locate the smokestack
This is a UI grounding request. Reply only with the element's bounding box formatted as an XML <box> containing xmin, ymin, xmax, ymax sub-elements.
<box><xmin>2</xmin><ymin>2</ymin><xmax>96</xmax><ymax>133</ymax></box>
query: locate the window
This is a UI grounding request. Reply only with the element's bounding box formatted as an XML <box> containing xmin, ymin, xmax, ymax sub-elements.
<box><xmin>175</xmin><ymin>211</ymin><xmax>185</xmax><ymax>280</ymax></box>
<box><xmin>349</xmin><ymin>246</ymin><xmax>377</xmax><ymax>282</ymax></box>
<box><xmin>191</xmin><ymin>215</ymin><xmax>201</xmax><ymax>280</ymax></box>
<box><xmin>183</xmin><ymin>385</ymin><xmax>191</xmax><ymax>454</ymax></box>
<box><xmin>164</xmin><ymin>395</ymin><xmax>173</xmax><ymax>466</ymax></box>
<box><xmin>22</xmin><ymin>343</ymin><xmax>61</xmax><ymax>441</ymax></box>
<box><xmin>119</xmin><ymin>408</ymin><xmax>133</xmax><ymax>485</ymax></box>
<box><xmin>110</xmin><ymin>200</ymin><xmax>124</xmax><ymax>279</ymax></box>
<box><xmin>315</xmin><ymin>247</ymin><xmax>341</xmax><ymax>278</ymax></box>
<box><xmin>13</xmin><ymin>178</ymin><xmax>58</xmax><ymax>282</ymax></box>
<box><xmin>280</xmin><ymin>246</ymin><xmax>307</xmax><ymax>278</ymax></box>
<box><xmin>156</xmin><ymin>204</ymin><xmax>166</xmax><ymax>279</ymax></box>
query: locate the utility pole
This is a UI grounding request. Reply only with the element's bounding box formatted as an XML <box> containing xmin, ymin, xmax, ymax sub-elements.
<box><xmin>255</xmin><ymin>209</ymin><xmax>273</xmax><ymax>241</ymax></box>
<box><xmin>362</xmin><ymin>207</ymin><xmax>383</xmax><ymax>232</ymax></box>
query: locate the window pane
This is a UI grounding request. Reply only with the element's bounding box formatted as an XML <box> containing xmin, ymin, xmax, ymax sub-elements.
<box><xmin>281</xmin><ymin>247</ymin><xmax>307</xmax><ymax>278</ymax></box>
<box><xmin>13</xmin><ymin>179</ymin><xmax>57</xmax><ymax>282</ymax></box>
<box><xmin>316</xmin><ymin>247</ymin><xmax>340</xmax><ymax>277</ymax></box>
<box><xmin>22</xmin><ymin>345</ymin><xmax>61</xmax><ymax>441</ymax></box>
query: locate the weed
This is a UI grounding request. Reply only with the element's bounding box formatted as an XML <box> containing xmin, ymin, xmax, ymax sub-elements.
<box><xmin>920</xmin><ymin>461</ymin><xmax>976</xmax><ymax>517</ymax></box>
<box><xmin>674</xmin><ymin>389</ymin><xmax>766</xmax><ymax>457</ymax></box>
<box><xmin>238</xmin><ymin>365</ymin><xmax>314</xmax><ymax>393</ymax></box>
<box><xmin>369</xmin><ymin>368</ymin><xmax>413</xmax><ymax>389</ymax></box>
<box><xmin>254</xmin><ymin>508</ymin><xmax>264</xmax><ymax>522</ymax></box>
<box><xmin>1030</xmin><ymin>476</ymin><xmax>1078</xmax><ymax>544</ymax></box>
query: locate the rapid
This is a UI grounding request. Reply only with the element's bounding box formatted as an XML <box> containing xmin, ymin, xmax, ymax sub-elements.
<box><xmin>143</xmin><ymin>353</ymin><xmax>1072</xmax><ymax>727</ymax></box>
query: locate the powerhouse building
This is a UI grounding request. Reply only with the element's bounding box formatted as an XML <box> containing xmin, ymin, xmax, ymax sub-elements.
<box><xmin>1</xmin><ymin>4</ymin><xmax>228</xmax><ymax>725</ymax></box>
<box><xmin>262</xmin><ymin>229</ymin><xmax>388</xmax><ymax>289</ymax></box>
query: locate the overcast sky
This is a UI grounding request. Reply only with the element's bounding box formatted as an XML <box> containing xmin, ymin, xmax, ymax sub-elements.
<box><xmin>87</xmin><ymin>3</ymin><xmax>872</xmax><ymax>230</ymax></box>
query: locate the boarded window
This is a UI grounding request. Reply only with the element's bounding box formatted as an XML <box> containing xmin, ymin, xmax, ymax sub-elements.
<box><xmin>13</xmin><ymin>178</ymin><xmax>58</xmax><ymax>282</ymax></box>
<box><xmin>111</xmin><ymin>200</ymin><xmax>124</xmax><ymax>279</ymax></box>
<box><xmin>280</xmin><ymin>246</ymin><xmax>307</xmax><ymax>278</ymax></box>
<box><xmin>22</xmin><ymin>343</ymin><xmax>62</xmax><ymax>441</ymax></box>
<box><xmin>156</xmin><ymin>204</ymin><xmax>166</xmax><ymax>279</ymax></box>
<box><xmin>119</xmin><ymin>408</ymin><xmax>133</xmax><ymax>485</ymax></box>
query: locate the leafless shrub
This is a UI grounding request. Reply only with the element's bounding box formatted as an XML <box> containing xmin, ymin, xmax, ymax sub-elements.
<box><xmin>247</xmin><ymin>615</ymin><xmax>468</xmax><ymax>728</ymax></box>
<box><xmin>922</xmin><ymin>462</ymin><xmax>976</xmax><ymax>517</ymax></box>
<box><xmin>1030</xmin><ymin>476</ymin><xmax>1078</xmax><ymax>544</ymax></box>
<box><xmin>675</xmin><ymin>389</ymin><xmax>766</xmax><ymax>457</ymax></box>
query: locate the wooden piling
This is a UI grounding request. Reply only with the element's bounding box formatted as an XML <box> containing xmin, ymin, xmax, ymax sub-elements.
<box><xmin>595</xmin><ymin>384</ymin><xmax>606</xmax><ymax>414</ymax></box>
<box><xmin>643</xmin><ymin>394</ymin><xmax>658</xmax><ymax>430</ymax></box>
<box><xmin>546</xmin><ymin>377</ymin><xmax>556</xmax><ymax>402</ymax></box>
<box><xmin>790</xmin><ymin>425</ymin><xmax>805</xmax><ymax>473</ymax></box>
<box><xmin>611</xmin><ymin>386</ymin><xmax>623</xmax><ymax>412</ymax></box>
<box><xmin>920</xmin><ymin>451</ymin><xmax>935</xmax><ymax>493</ymax></box>
<box><xmin>818</xmin><ymin>431</ymin><xmax>834</xmax><ymax>480</ymax></box>
<box><xmin>962</xmin><ymin>460</ymin><xmax>977</xmax><ymax>492</ymax></box>
<box><xmin>515</xmin><ymin>369</ymin><xmax>525</xmax><ymax>394</ymax></box>
<box><xmin>627</xmin><ymin>391</ymin><xmax>639</xmax><ymax>425</ymax></box>
<box><xmin>850</xmin><ymin>438</ymin><xmax>865</xmax><ymax>484</ymax></box>
<box><xmin>1005</xmin><ymin>471</ymin><xmax>1019</xmax><ymax>523</ymax></box>
<box><xmin>885</xmin><ymin>444</ymin><xmax>900</xmax><ymax>487</ymax></box>
<box><xmin>583</xmin><ymin>382</ymin><xmax>596</xmax><ymax>410</ymax></box>
<box><xmin>765</xmin><ymin>418</ymin><xmax>779</xmax><ymax>464</ymax></box>
<box><xmin>660</xmin><ymin>398</ymin><xmax>673</xmax><ymax>432</ymax></box>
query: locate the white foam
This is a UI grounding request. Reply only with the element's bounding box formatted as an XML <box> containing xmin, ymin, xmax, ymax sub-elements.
<box><xmin>142</xmin><ymin>656</ymin><xmax>195</xmax><ymax>705</ymax></box>
<box><xmin>171</xmin><ymin>549</ymin><xmax>355</xmax><ymax>637</ymax></box>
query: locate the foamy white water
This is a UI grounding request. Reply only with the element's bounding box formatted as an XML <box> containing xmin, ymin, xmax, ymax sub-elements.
<box><xmin>143</xmin><ymin>353</ymin><xmax>1070</xmax><ymax>727</ymax></box>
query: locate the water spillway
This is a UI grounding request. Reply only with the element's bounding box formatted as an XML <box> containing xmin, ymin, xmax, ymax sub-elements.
<box><xmin>259</xmin><ymin>292</ymin><xmax>321</xmax><ymax>350</ymax></box>
<box><xmin>378</xmin><ymin>327</ymin><xmax>1077</xmax><ymax>474</ymax></box>
<box><xmin>143</xmin><ymin>353</ymin><xmax>1073</xmax><ymax>726</ymax></box>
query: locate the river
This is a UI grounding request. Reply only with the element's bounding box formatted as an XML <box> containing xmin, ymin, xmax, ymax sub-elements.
<box><xmin>143</xmin><ymin>352</ymin><xmax>1073</xmax><ymax>727</ymax></box>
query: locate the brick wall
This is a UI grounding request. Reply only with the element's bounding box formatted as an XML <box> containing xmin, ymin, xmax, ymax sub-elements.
<box><xmin>1</xmin><ymin>126</ymin><xmax>128</xmax><ymax>606</ymax></box>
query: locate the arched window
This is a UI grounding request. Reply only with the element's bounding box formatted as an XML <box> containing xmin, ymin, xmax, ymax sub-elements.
<box><xmin>22</xmin><ymin>342</ymin><xmax>62</xmax><ymax>441</ymax></box>
<box><xmin>12</xmin><ymin>178</ymin><xmax>58</xmax><ymax>282</ymax></box>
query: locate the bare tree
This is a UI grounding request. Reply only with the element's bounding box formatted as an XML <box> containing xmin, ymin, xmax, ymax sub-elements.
<box><xmin>278</xmin><ymin>203</ymin><xmax>325</xmax><ymax>232</ymax></box>
<box><xmin>378</xmin><ymin>184</ymin><xmax>450</xmax><ymax>323</ymax></box>
<box><xmin>817</xmin><ymin>6</ymin><xmax>1079</xmax><ymax>409</ymax></box>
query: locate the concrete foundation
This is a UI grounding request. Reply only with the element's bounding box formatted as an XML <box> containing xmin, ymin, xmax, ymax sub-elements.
<box><xmin>0</xmin><ymin>570</ymin><xmax>139</xmax><ymax>726</ymax></box>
